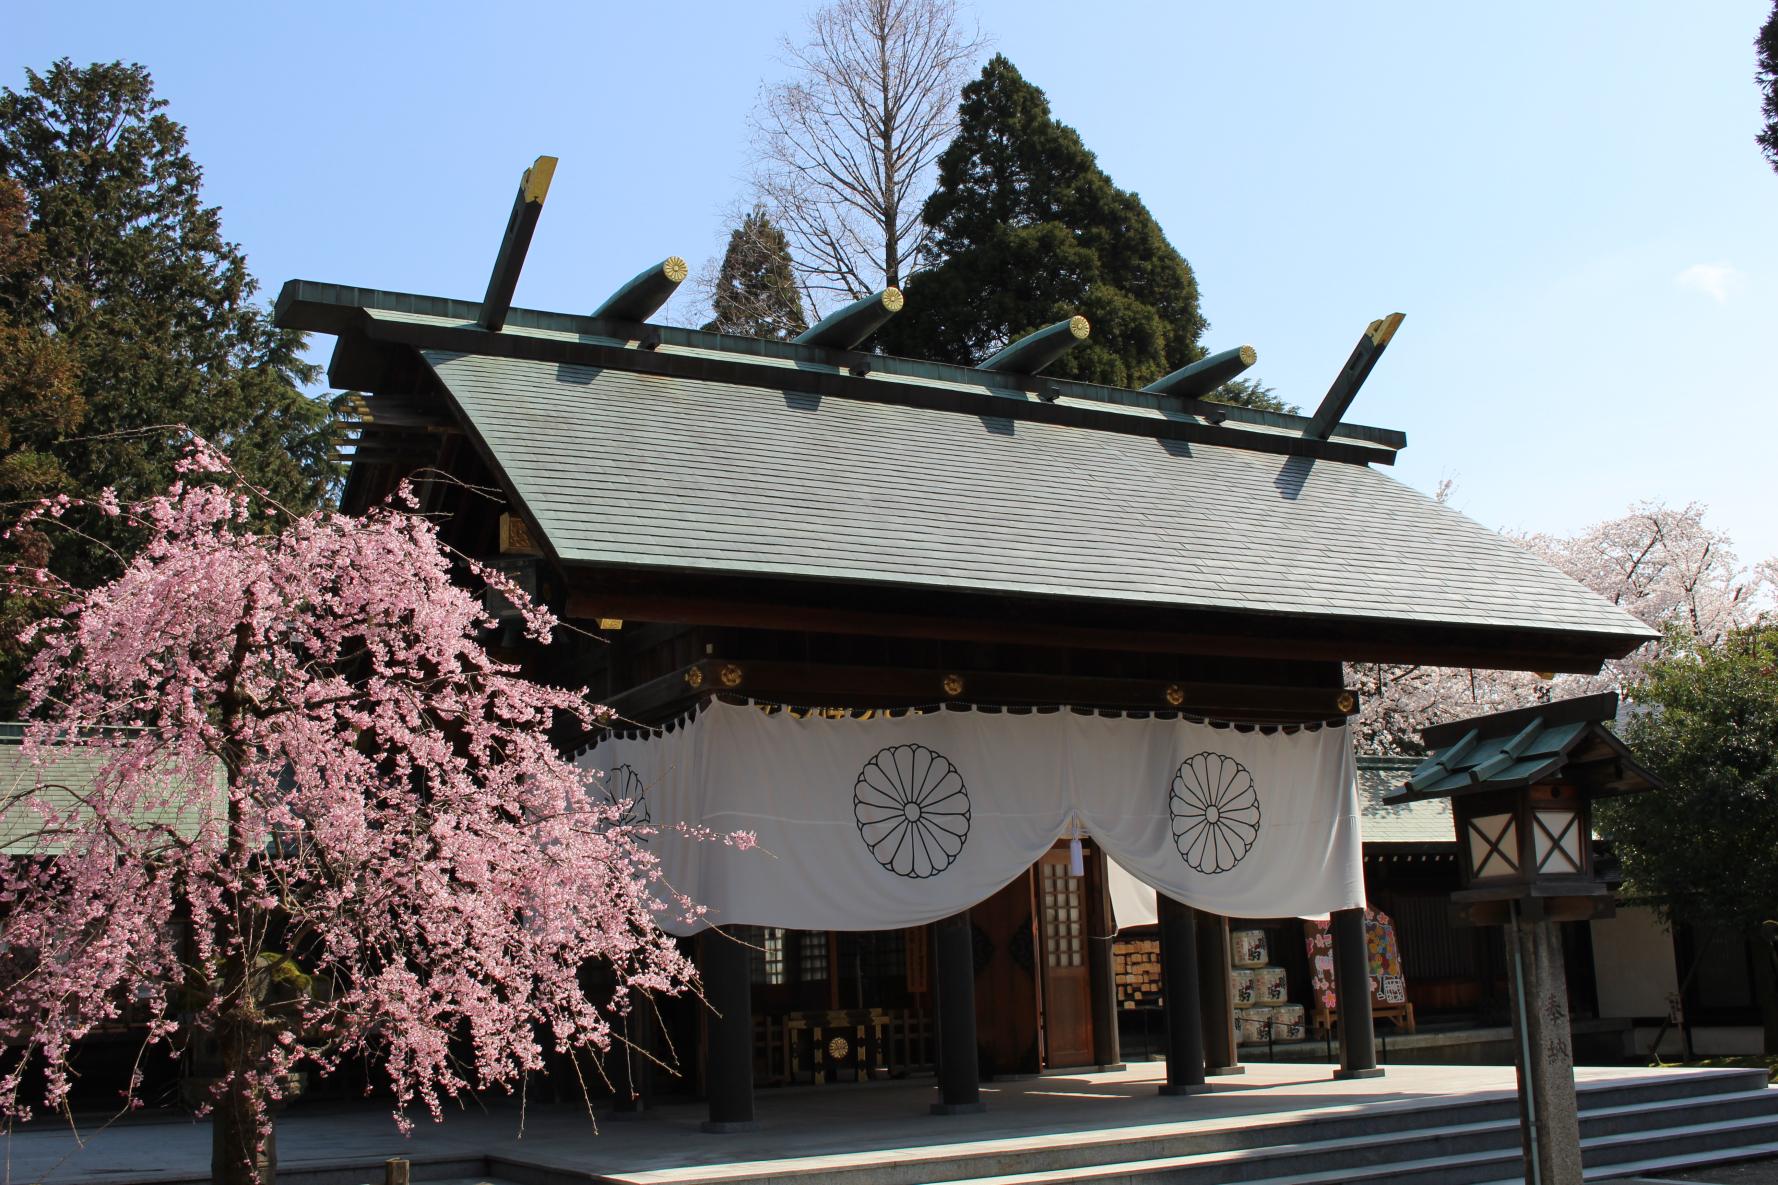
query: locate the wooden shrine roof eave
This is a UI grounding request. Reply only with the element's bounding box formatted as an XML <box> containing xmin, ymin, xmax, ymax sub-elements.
<box><xmin>275</xmin><ymin>281</ymin><xmax>1406</xmax><ymax>465</ymax></box>
<box><xmin>560</xmin><ymin>570</ymin><xmax>1649</xmax><ymax>675</ymax></box>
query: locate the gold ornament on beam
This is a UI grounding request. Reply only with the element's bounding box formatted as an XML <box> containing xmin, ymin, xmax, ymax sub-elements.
<box><xmin>1164</xmin><ymin>684</ymin><xmax>1186</xmax><ymax>707</ymax></box>
<box><xmin>941</xmin><ymin>674</ymin><xmax>964</xmax><ymax>697</ymax></box>
<box><xmin>684</xmin><ymin>666</ymin><xmax>704</xmax><ymax>690</ymax></box>
<box><xmin>719</xmin><ymin>663</ymin><xmax>744</xmax><ymax>688</ymax></box>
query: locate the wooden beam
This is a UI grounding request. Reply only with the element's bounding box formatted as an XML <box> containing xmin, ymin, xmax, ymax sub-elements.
<box><xmin>1142</xmin><ymin>345</ymin><xmax>1257</xmax><ymax>400</ymax></box>
<box><xmin>1304</xmin><ymin>313</ymin><xmax>1404</xmax><ymax>441</ymax></box>
<box><xmin>479</xmin><ymin>155</ymin><xmax>558</xmax><ymax>332</ymax></box>
<box><xmin>603</xmin><ymin>658</ymin><xmax>1359</xmax><ymax>724</ymax></box>
<box><xmin>566</xmin><ymin>585</ymin><xmax>1625</xmax><ymax>675</ymax></box>
<box><xmin>980</xmin><ymin>315</ymin><xmax>1090</xmax><ymax>375</ymax></box>
<box><xmin>592</xmin><ymin>257</ymin><xmax>688</xmax><ymax>322</ymax></box>
<box><xmin>793</xmin><ymin>288</ymin><xmax>904</xmax><ymax>350</ymax></box>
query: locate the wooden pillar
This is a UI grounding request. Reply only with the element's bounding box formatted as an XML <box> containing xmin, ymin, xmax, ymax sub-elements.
<box><xmin>1088</xmin><ymin>851</ymin><xmax>1123</xmax><ymax>1069</ymax></box>
<box><xmin>1158</xmin><ymin>894</ymin><xmax>1208</xmax><ymax>1095</ymax></box>
<box><xmin>1196</xmin><ymin>913</ymin><xmax>1243</xmax><ymax>1075</ymax></box>
<box><xmin>1332</xmin><ymin>906</ymin><xmax>1382</xmax><ymax>1079</ymax></box>
<box><xmin>1508</xmin><ymin>911</ymin><xmax>1584</xmax><ymax>1185</ymax></box>
<box><xmin>699</xmin><ymin>928</ymin><xmax>757</xmax><ymax>1132</ymax></box>
<box><xmin>931</xmin><ymin>910</ymin><xmax>986</xmax><ymax>1114</ymax></box>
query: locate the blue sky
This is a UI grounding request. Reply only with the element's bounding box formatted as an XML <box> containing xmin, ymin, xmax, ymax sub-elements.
<box><xmin>11</xmin><ymin>2</ymin><xmax>1776</xmax><ymax>566</ymax></box>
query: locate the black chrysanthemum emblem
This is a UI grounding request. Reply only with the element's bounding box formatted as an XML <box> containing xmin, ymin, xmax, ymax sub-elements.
<box><xmin>1169</xmin><ymin>752</ymin><xmax>1261</xmax><ymax>874</ymax></box>
<box><xmin>854</xmin><ymin>744</ymin><xmax>971</xmax><ymax>878</ymax></box>
<box><xmin>598</xmin><ymin>764</ymin><xmax>651</xmax><ymax>830</ymax></box>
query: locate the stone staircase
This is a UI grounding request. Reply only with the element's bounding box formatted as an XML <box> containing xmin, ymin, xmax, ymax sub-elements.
<box><xmin>483</xmin><ymin>1068</ymin><xmax>1774</xmax><ymax>1185</ymax></box>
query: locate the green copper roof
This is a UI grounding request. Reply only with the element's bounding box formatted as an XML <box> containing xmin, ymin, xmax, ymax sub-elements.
<box><xmin>0</xmin><ymin>740</ymin><xmax>221</xmax><ymax>854</ymax></box>
<box><xmin>1397</xmin><ymin>718</ymin><xmax>1592</xmax><ymax>800</ymax></box>
<box><xmin>273</xmin><ymin>279</ymin><xmax>1659</xmax><ymax>662</ymax></box>
<box><xmin>1389</xmin><ymin>693</ymin><xmax>1661</xmax><ymax>802</ymax></box>
<box><xmin>1358</xmin><ymin>755</ymin><xmax>1454</xmax><ymax>844</ymax></box>
<box><xmin>419</xmin><ymin>347</ymin><xmax>1657</xmax><ymax>643</ymax></box>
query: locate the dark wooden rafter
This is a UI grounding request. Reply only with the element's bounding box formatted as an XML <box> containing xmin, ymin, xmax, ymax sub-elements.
<box><xmin>592</xmin><ymin>257</ymin><xmax>688</xmax><ymax>322</ymax></box>
<box><xmin>479</xmin><ymin>155</ymin><xmax>557</xmax><ymax>332</ymax></box>
<box><xmin>1305</xmin><ymin>313</ymin><xmax>1405</xmax><ymax>441</ymax></box>
<box><xmin>1143</xmin><ymin>345</ymin><xmax>1257</xmax><ymax>399</ymax></box>
<box><xmin>603</xmin><ymin>658</ymin><xmax>1360</xmax><ymax>726</ymax></box>
<box><xmin>980</xmin><ymin>316</ymin><xmax>1091</xmax><ymax>375</ymax></box>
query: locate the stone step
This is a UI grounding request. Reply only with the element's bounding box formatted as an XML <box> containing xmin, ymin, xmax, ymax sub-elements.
<box><xmin>1580</xmin><ymin>1088</ymin><xmax>1778</xmax><ymax>1138</ymax></box>
<box><xmin>903</xmin><ymin>1085</ymin><xmax>1778</xmax><ymax>1185</ymax></box>
<box><xmin>672</xmin><ymin>1072</ymin><xmax>1764</xmax><ymax>1185</ymax></box>
<box><xmin>335</xmin><ymin>1072</ymin><xmax>1769</xmax><ymax>1185</ymax></box>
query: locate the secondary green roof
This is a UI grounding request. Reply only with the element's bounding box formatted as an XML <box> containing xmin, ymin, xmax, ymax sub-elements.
<box><xmin>1358</xmin><ymin>755</ymin><xmax>1454</xmax><ymax>844</ymax></box>
<box><xmin>0</xmin><ymin>738</ymin><xmax>221</xmax><ymax>855</ymax></box>
<box><xmin>1389</xmin><ymin>693</ymin><xmax>1661</xmax><ymax>802</ymax></box>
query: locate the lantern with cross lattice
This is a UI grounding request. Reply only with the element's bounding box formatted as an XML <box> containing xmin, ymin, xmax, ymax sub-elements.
<box><xmin>1387</xmin><ymin>692</ymin><xmax>1660</xmax><ymax>926</ymax></box>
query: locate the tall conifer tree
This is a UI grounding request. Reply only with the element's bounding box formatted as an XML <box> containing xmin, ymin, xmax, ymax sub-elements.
<box><xmin>702</xmin><ymin>206</ymin><xmax>809</xmax><ymax>339</ymax></box>
<box><xmin>880</xmin><ymin>55</ymin><xmax>1205</xmax><ymax>390</ymax></box>
<box><xmin>0</xmin><ymin>60</ymin><xmax>337</xmax><ymax>708</ymax></box>
<box><xmin>1758</xmin><ymin>1</ymin><xmax>1778</xmax><ymax>172</ymax></box>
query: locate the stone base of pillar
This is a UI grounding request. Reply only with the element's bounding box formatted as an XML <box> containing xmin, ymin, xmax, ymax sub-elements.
<box><xmin>1334</xmin><ymin>1066</ymin><xmax>1386</xmax><ymax>1080</ymax></box>
<box><xmin>929</xmin><ymin>1101</ymin><xmax>989</xmax><ymax>1115</ymax></box>
<box><xmin>1158</xmin><ymin>1082</ymin><xmax>1213</xmax><ymax>1096</ymax></box>
<box><xmin>1206</xmin><ymin>1064</ymin><xmax>1246</xmax><ymax>1076</ymax></box>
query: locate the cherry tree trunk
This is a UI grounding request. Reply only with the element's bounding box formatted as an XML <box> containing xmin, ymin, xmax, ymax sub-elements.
<box><xmin>211</xmin><ymin>982</ymin><xmax>274</xmax><ymax>1185</ymax></box>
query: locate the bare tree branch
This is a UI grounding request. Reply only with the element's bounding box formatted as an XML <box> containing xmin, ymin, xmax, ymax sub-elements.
<box><xmin>749</xmin><ymin>0</ymin><xmax>987</xmax><ymax>315</ymax></box>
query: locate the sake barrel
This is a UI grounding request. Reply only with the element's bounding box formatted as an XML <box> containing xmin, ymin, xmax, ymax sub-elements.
<box><xmin>1231</xmin><ymin>929</ymin><xmax>1269</xmax><ymax>968</ymax></box>
<box><xmin>1255</xmin><ymin>966</ymin><xmax>1290</xmax><ymax>1004</ymax></box>
<box><xmin>1272</xmin><ymin>1003</ymin><xmax>1306</xmax><ymax>1041</ymax></box>
<box><xmin>1230</xmin><ymin>968</ymin><xmax>1257</xmax><ymax>1006</ymax></box>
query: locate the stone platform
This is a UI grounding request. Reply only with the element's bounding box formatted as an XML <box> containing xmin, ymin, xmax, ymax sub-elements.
<box><xmin>6</xmin><ymin>1062</ymin><xmax>1774</xmax><ymax>1185</ymax></box>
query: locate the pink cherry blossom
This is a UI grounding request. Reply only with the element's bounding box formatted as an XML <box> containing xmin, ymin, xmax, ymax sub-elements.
<box><xmin>1351</xmin><ymin>500</ymin><xmax>1775</xmax><ymax>753</ymax></box>
<box><xmin>0</xmin><ymin>445</ymin><xmax>747</xmax><ymax>1185</ymax></box>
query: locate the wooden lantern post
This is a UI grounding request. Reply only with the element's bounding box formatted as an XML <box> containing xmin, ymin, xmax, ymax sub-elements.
<box><xmin>1388</xmin><ymin>693</ymin><xmax>1661</xmax><ymax>1185</ymax></box>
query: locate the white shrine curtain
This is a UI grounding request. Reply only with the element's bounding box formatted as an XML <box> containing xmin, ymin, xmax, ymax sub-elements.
<box><xmin>579</xmin><ymin>700</ymin><xmax>1363</xmax><ymax>935</ymax></box>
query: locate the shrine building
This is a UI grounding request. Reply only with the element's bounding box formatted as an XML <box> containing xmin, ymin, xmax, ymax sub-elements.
<box><xmin>273</xmin><ymin>158</ymin><xmax>1655</xmax><ymax>1129</ymax></box>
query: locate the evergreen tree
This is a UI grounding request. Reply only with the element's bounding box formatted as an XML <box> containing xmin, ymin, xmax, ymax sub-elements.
<box><xmin>702</xmin><ymin>206</ymin><xmax>809</xmax><ymax>339</ymax></box>
<box><xmin>0</xmin><ymin>176</ymin><xmax>82</xmax><ymax>703</ymax></box>
<box><xmin>1759</xmin><ymin>1</ymin><xmax>1778</xmax><ymax>173</ymax></box>
<box><xmin>0</xmin><ymin>177</ymin><xmax>81</xmax><ymax>502</ymax></box>
<box><xmin>1212</xmin><ymin>376</ymin><xmax>1298</xmax><ymax>415</ymax></box>
<box><xmin>0</xmin><ymin>60</ymin><xmax>338</xmax><ymax>708</ymax></box>
<box><xmin>880</xmin><ymin>55</ymin><xmax>1206</xmax><ymax>390</ymax></box>
<box><xmin>1601</xmin><ymin>626</ymin><xmax>1778</xmax><ymax>1050</ymax></box>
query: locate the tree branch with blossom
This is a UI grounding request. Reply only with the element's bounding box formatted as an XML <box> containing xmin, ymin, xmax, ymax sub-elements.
<box><xmin>0</xmin><ymin>438</ymin><xmax>752</xmax><ymax>1185</ymax></box>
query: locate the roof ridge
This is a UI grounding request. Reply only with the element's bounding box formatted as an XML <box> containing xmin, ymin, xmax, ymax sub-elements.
<box><xmin>274</xmin><ymin>279</ymin><xmax>1409</xmax><ymax>454</ymax></box>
